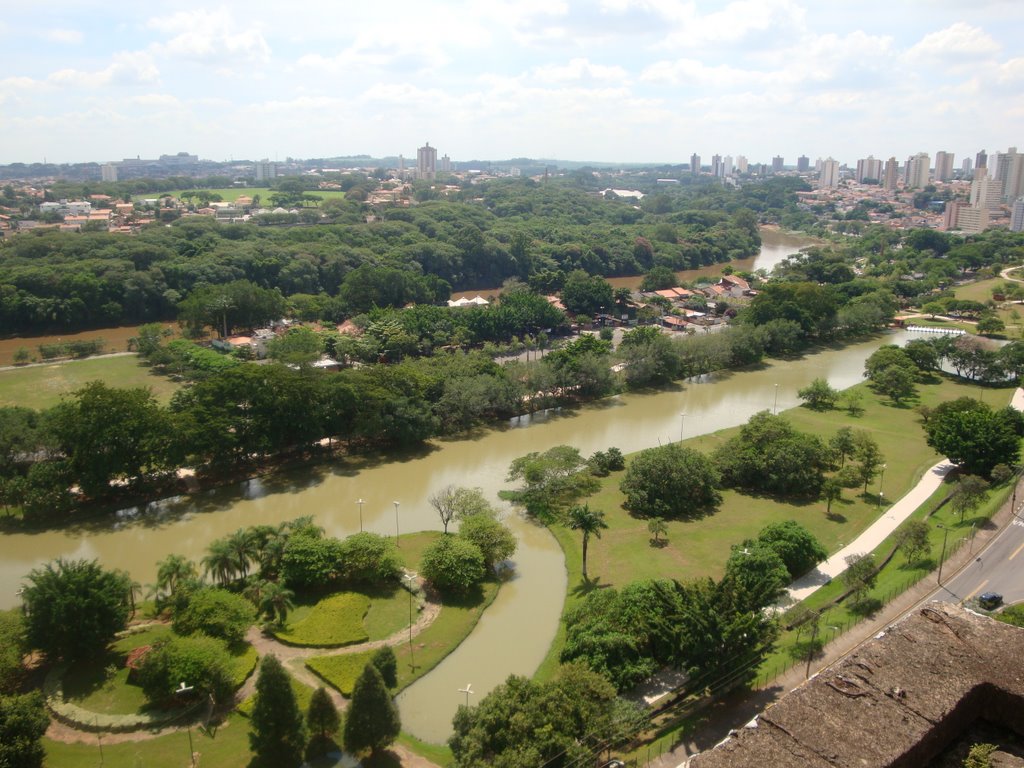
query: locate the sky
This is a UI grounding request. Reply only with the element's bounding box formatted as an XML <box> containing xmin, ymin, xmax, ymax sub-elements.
<box><xmin>0</xmin><ymin>0</ymin><xmax>1022</xmax><ymax>167</ymax></box>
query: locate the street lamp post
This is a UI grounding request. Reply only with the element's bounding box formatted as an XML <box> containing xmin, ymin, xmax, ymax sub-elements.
<box><xmin>403</xmin><ymin>571</ymin><xmax>418</xmax><ymax>672</ymax></box>
<box><xmin>878</xmin><ymin>491</ymin><xmax>884</xmax><ymax>512</ymax></box>
<box><xmin>937</xmin><ymin>525</ymin><xmax>950</xmax><ymax>585</ymax></box>
<box><xmin>175</xmin><ymin>682</ymin><xmax>197</xmax><ymax>768</ymax></box>
<box><xmin>458</xmin><ymin>683</ymin><xmax>474</xmax><ymax>708</ymax></box>
<box><xmin>679</xmin><ymin>413</ymin><xmax>686</xmax><ymax>443</ymax></box>
<box><xmin>773</xmin><ymin>384</ymin><xmax>779</xmax><ymax>415</ymax></box>
<box><xmin>357</xmin><ymin>498</ymin><xmax>364</xmax><ymax>532</ymax></box>
<box><xmin>878</xmin><ymin>464</ymin><xmax>886</xmax><ymax>508</ymax></box>
<box><xmin>394</xmin><ymin>501</ymin><xmax>401</xmax><ymax>546</ymax></box>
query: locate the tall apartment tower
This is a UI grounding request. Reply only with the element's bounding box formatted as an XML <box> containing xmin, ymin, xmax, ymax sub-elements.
<box><xmin>970</xmin><ymin>167</ymin><xmax>1005</xmax><ymax>212</ymax></box>
<box><xmin>819</xmin><ymin>158</ymin><xmax>840</xmax><ymax>188</ymax></box>
<box><xmin>100</xmin><ymin>163</ymin><xmax>118</xmax><ymax>182</ymax></box>
<box><xmin>1011</xmin><ymin>199</ymin><xmax>1024</xmax><ymax>232</ymax></box>
<box><xmin>711</xmin><ymin>154</ymin><xmax>723</xmax><ymax>177</ymax></box>
<box><xmin>883</xmin><ymin>157</ymin><xmax>899</xmax><ymax>191</ymax></box>
<box><xmin>997</xmin><ymin>148</ymin><xmax>1024</xmax><ymax>201</ymax></box>
<box><xmin>976</xmin><ymin>149</ymin><xmax>988</xmax><ymax>170</ymax></box>
<box><xmin>736</xmin><ymin>155</ymin><xmax>748</xmax><ymax>173</ymax></box>
<box><xmin>440</xmin><ymin>154</ymin><xmax>451</xmax><ymax>174</ymax></box>
<box><xmin>906</xmin><ymin>153</ymin><xmax>931</xmax><ymax>189</ymax></box>
<box><xmin>772</xmin><ymin>155</ymin><xmax>784</xmax><ymax>173</ymax></box>
<box><xmin>962</xmin><ymin>158</ymin><xmax>973</xmax><ymax>176</ymax></box>
<box><xmin>855</xmin><ymin>156</ymin><xmax>883</xmax><ymax>183</ymax></box>
<box><xmin>690</xmin><ymin>153</ymin><xmax>701</xmax><ymax>174</ymax></box>
<box><xmin>934</xmin><ymin>151</ymin><xmax>954</xmax><ymax>182</ymax></box>
<box><xmin>417</xmin><ymin>142</ymin><xmax>437</xmax><ymax>181</ymax></box>
<box><xmin>797</xmin><ymin>155</ymin><xmax>810</xmax><ymax>172</ymax></box>
<box><xmin>722</xmin><ymin>155</ymin><xmax>734</xmax><ymax>176</ymax></box>
<box><xmin>254</xmin><ymin>160</ymin><xmax>277</xmax><ymax>182</ymax></box>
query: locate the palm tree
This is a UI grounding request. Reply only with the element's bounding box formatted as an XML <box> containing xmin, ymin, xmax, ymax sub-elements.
<box><xmin>224</xmin><ymin>528</ymin><xmax>257</xmax><ymax>580</ymax></box>
<box><xmin>155</xmin><ymin>554</ymin><xmax>197</xmax><ymax>598</ymax></box>
<box><xmin>567</xmin><ymin>504</ymin><xmax>608</xmax><ymax>582</ymax></box>
<box><xmin>202</xmin><ymin>540</ymin><xmax>238</xmax><ymax>586</ymax></box>
<box><xmin>260</xmin><ymin>582</ymin><xmax>296</xmax><ymax>627</ymax></box>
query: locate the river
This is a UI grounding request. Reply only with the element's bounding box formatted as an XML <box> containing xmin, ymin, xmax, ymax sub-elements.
<box><xmin>1</xmin><ymin>229</ymin><xmax>873</xmax><ymax>741</ymax></box>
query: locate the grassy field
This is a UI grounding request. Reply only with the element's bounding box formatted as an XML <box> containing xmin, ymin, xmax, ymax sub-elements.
<box><xmin>272</xmin><ymin>593</ymin><xmax>370</xmax><ymax>647</ymax></box>
<box><xmin>306</xmin><ymin>650</ymin><xmax>377</xmax><ymax>696</ymax></box>
<box><xmin>536</xmin><ymin>374</ymin><xmax>1013</xmax><ymax>680</ymax></box>
<box><xmin>0</xmin><ymin>355</ymin><xmax>181</xmax><ymax>409</ymax></box>
<box><xmin>953</xmin><ymin>276</ymin><xmax>1023</xmax><ymax>336</ymax></box>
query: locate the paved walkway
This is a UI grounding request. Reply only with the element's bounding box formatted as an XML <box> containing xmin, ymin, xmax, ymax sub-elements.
<box><xmin>783</xmin><ymin>460</ymin><xmax>953</xmax><ymax>604</ymax></box>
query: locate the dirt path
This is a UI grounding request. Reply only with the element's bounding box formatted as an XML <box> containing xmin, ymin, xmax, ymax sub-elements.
<box><xmin>45</xmin><ymin>578</ymin><xmax>444</xmax><ymax>767</ymax></box>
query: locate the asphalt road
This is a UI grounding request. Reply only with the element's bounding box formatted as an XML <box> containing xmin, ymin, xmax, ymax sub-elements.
<box><xmin>934</xmin><ymin>500</ymin><xmax>1024</xmax><ymax>607</ymax></box>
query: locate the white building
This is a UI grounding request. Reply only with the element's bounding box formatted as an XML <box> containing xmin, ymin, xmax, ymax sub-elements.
<box><xmin>934</xmin><ymin>151</ymin><xmax>954</xmax><ymax>182</ymax></box>
<box><xmin>1011</xmin><ymin>199</ymin><xmax>1024</xmax><ymax>232</ymax></box>
<box><xmin>101</xmin><ymin>163</ymin><xmax>118</xmax><ymax>182</ymax></box>
<box><xmin>819</xmin><ymin>157</ymin><xmax>840</xmax><ymax>188</ymax></box>
<box><xmin>855</xmin><ymin>156</ymin><xmax>882</xmax><ymax>183</ymax></box>
<box><xmin>254</xmin><ymin>160</ymin><xmax>277</xmax><ymax>182</ymax></box>
<box><xmin>906</xmin><ymin>153</ymin><xmax>931</xmax><ymax>189</ymax></box>
<box><xmin>417</xmin><ymin>142</ymin><xmax>437</xmax><ymax>181</ymax></box>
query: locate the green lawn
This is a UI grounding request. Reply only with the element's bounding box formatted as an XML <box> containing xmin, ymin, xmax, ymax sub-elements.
<box><xmin>536</xmin><ymin>374</ymin><xmax>1013</xmax><ymax>680</ymax></box>
<box><xmin>363</xmin><ymin>585</ymin><xmax>414</xmax><ymax>641</ymax></box>
<box><xmin>0</xmin><ymin>355</ymin><xmax>181</xmax><ymax>409</ymax></box>
<box><xmin>272</xmin><ymin>593</ymin><xmax>370</xmax><ymax>647</ymax></box>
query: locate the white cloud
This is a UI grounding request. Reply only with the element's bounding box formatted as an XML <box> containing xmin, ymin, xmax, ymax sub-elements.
<box><xmin>131</xmin><ymin>93</ymin><xmax>182</xmax><ymax>108</ymax></box>
<box><xmin>907</xmin><ymin>22</ymin><xmax>1000</xmax><ymax>61</ymax></box>
<box><xmin>47</xmin><ymin>51</ymin><xmax>159</xmax><ymax>88</ymax></box>
<box><xmin>531</xmin><ymin>58</ymin><xmax>629</xmax><ymax>84</ymax></box>
<box><xmin>43</xmin><ymin>29</ymin><xmax>83</xmax><ymax>45</ymax></box>
<box><xmin>147</xmin><ymin>9</ymin><xmax>270</xmax><ymax>66</ymax></box>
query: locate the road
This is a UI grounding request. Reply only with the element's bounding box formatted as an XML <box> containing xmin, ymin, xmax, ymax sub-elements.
<box><xmin>932</xmin><ymin>498</ymin><xmax>1024</xmax><ymax>607</ymax></box>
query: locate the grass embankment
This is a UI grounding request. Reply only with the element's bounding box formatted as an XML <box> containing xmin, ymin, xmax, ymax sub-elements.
<box><xmin>272</xmin><ymin>593</ymin><xmax>370</xmax><ymax>647</ymax></box>
<box><xmin>536</xmin><ymin>375</ymin><xmax>1013</xmax><ymax>681</ymax></box>
<box><xmin>0</xmin><ymin>354</ymin><xmax>181</xmax><ymax>409</ymax></box>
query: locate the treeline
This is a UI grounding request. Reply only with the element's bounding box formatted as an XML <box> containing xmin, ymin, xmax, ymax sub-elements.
<box><xmin>0</xmin><ymin>178</ymin><xmax>772</xmax><ymax>333</ymax></box>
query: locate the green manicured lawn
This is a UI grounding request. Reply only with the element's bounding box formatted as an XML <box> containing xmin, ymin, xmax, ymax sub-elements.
<box><xmin>45</xmin><ymin>712</ymin><xmax>254</xmax><ymax>768</ymax></box>
<box><xmin>363</xmin><ymin>585</ymin><xmax>413</xmax><ymax>641</ymax></box>
<box><xmin>237</xmin><ymin>674</ymin><xmax>317</xmax><ymax>718</ymax></box>
<box><xmin>536</xmin><ymin>374</ymin><xmax>1013</xmax><ymax>679</ymax></box>
<box><xmin>306</xmin><ymin>651</ymin><xmax>376</xmax><ymax>696</ymax></box>
<box><xmin>953</xmin><ymin>276</ymin><xmax>1022</xmax><ymax>335</ymax></box>
<box><xmin>0</xmin><ymin>355</ymin><xmax>181</xmax><ymax>409</ymax></box>
<box><xmin>273</xmin><ymin>593</ymin><xmax>370</xmax><ymax>647</ymax></box>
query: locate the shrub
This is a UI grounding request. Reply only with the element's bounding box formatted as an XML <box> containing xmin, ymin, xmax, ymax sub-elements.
<box><xmin>138</xmin><ymin>634</ymin><xmax>236</xmax><ymax>705</ymax></box>
<box><xmin>338</xmin><ymin>533</ymin><xmax>403</xmax><ymax>585</ymax></box>
<box><xmin>420</xmin><ymin>536</ymin><xmax>486</xmax><ymax>593</ymax></box>
<box><xmin>281</xmin><ymin>533</ymin><xmax>344</xmax><ymax>590</ymax></box>
<box><xmin>173</xmin><ymin>587</ymin><xmax>255</xmax><ymax>644</ymax></box>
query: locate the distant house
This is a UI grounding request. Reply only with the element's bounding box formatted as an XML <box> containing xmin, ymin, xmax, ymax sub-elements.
<box><xmin>446</xmin><ymin>295</ymin><xmax>489</xmax><ymax>307</ymax></box>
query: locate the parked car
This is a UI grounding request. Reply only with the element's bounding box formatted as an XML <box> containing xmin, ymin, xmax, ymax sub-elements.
<box><xmin>979</xmin><ymin>592</ymin><xmax>1003</xmax><ymax>610</ymax></box>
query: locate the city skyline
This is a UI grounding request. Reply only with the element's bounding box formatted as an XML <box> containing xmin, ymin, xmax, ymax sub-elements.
<box><xmin>0</xmin><ymin>1</ymin><xmax>1021</xmax><ymax>165</ymax></box>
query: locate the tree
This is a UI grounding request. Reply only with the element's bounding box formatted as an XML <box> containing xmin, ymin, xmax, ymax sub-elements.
<box><xmin>0</xmin><ymin>692</ymin><xmax>48</xmax><ymax>768</ymax></box>
<box><xmin>281</xmin><ymin>532</ymin><xmax>344</xmax><ymax>590</ymax></box>
<box><xmin>420</xmin><ymin>535</ymin><xmax>486</xmax><ymax>593</ymax></box>
<box><xmin>842</xmin><ymin>554</ymin><xmax>877</xmax><ymax>607</ymax></box>
<box><xmin>894</xmin><ymin>520</ymin><xmax>931</xmax><ymax>565</ymax></box>
<box><xmin>976</xmin><ymin>315</ymin><xmax>1005</xmax><ymax>336</ymax></box>
<box><xmin>0</xmin><ymin>610</ymin><xmax>26</xmax><ymax>694</ymax></box>
<box><xmin>259</xmin><ymin>581</ymin><xmax>296</xmax><ymax>627</ymax></box>
<box><xmin>344</xmin><ymin>663</ymin><xmax>400</xmax><ymax>758</ymax></box>
<box><xmin>337</xmin><ymin>532</ymin><xmax>403</xmax><ymax>585</ymax></box>
<box><xmin>306</xmin><ymin>687</ymin><xmax>340</xmax><ymax>757</ymax></box>
<box><xmin>173</xmin><ymin>587</ymin><xmax>255</xmax><ymax>644</ymax></box>
<box><xmin>853</xmin><ymin>431</ymin><xmax>884</xmax><ymax>494</ymax></box>
<box><xmin>267</xmin><ymin>326</ymin><xmax>323</xmax><ymax>367</ymax></box>
<box><xmin>371</xmin><ymin>645</ymin><xmax>398</xmax><ymax>688</ymax></box>
<box><xmin>560</xmin><ymin>270</ymin><xmax>613</xmax><ymax>317</ymax></box>
<box><xmin>567</xmin><ymin>504</ymin><xmax>608</xmax><ymax>581</ymax></box>
<box><xmin>458</xmin><ymin>514</ymin><xmax>517</xmax><ymax>572</ymax></box>
<box><xmin>874</xmin><ymin>364</ymin><xmax>917</xmax><ymax>404</ymax></box>
<box><xmin>648</xmin><ymin>517</ymin><xmax>668</xmax><ymax>545</ymax></box>
<box><xmin>829</xmin><ymin>427</ymin><xmax>856</xmax><ymax>468</ymax></box>
<box><xmin>250</xmin><ymin>655</ymin><xmax>306</xmax><ymax>768</ymax></box>
<box><xmin>429</xmin><ymin>485</ymin><xmax>496</xmax><ymax>533</ymax></box>
<box><xmin>723</xmin><ymin>543</ymin><xmax>790</xmax><ymax>612</ymax></box>
<box><xmin>822</xmin><ymin>478</ymin><xmax>842</xmax><ymax>515</ymax></box>
<box><xmin>798</xmin><ymin>378</ymin><xmax>839</xmax><ymax>410</ymax></box>
<box><xmin>153</xmin><ymin>554</ymin><xmax>198</xmax><ymax>603</ymax></box>
<box><xmin>754</xmin><ymin>520</ymin><xmax>828</xmax><ymax>579</ymax></box>
<box><xmin>506</xmin><ymin>445</ymin><xmax>596</xmax><ymax>517</ymax></box>
<box><xmin>925</xmin><ymin>399</ymin><xmax>1022</xmax><ymax>477</ymax></box>
<box><xmin>21</xmin><ymin>558</ymin><xmax>131</xmax><ymax>661</ymax></box>
<box><xmin>620</xmin><ymin>443</ymin><xmax>721</xmax><ymax>518</ymax></box>
<box><xmin>952</xmin><ymin>475</ymin><xmax>990</xmax><ymax>523</ymax></box>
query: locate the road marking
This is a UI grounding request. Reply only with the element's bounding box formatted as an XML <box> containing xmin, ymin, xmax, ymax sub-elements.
<box><xmin>1013</xmin><ymin>519</ymin><xmax>1024</xmax><ymax>528</ymax></box>
<box><xmin>963</xmin><ymin>580</ymin><xmax>989</xmax><ymax>603</ymax></box>
<box><xmin>1011</xmin><ymin>541</ymin><xmax>1024</xmax><ymax>561</ymax></box>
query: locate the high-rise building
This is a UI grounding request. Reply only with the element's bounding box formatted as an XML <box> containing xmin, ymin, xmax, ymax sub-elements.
<box><xmin>976</xmin><ymin>149</ymin><xmax>988</xmax><ymax>170</ymax></box>
<box><xmin>1012</xmin><ymin>199</ymin><xmax>1024</xmax><ymax>232</ymax></box>
<box><xmin>690</xmin><ymin>153</ymin><xmax>701</xmax><ymax>174</ymax></box>
<box><xmin>772</xmin><ymin>155</ymin><xmax>784</xmax><ymax>173</ymax></box>
<box><xmin>736</xmin><ymin>155</ymin><xmax>748</xmax><ymax>174</ymax></box>
<box><xmin>883</xmin><ymin>157</ymin><xmax>899</xmax><ymax>191</ymax></box>
<box><xmin>970</xmin><ymin>169</ymin><xmax>1004</xmax><ymax>212</ymax></box>
<box><xmin>722</xmin><ymin>155</ymin><xmax>734</xmax><ymax>177</ymax></box>
<box><xmin>906</xmin><ymin>153</ymin><xmax>931</xmax><ymax>189</ymax></box>
<box><xmin>855</xmin><ymin>156</ymin><xmax>883</xmax><ymax>183</ymax></box>
<box><xmin>943</xmin><ymin>200</ymin><xmax>963</xmax><ymax>231</ymax></box>
<box><xmin>100</xmin><ymin>163</ymin><xmax>118</xmax><ymax>182</ymax></box>
<box><xmin>1000</xmin><ymin>149</ymin><xmax>1024</xmax><ymax>201</ymax></box>
<box><xmin>797</xmin><ymin>155</ymin><xmax>810</xmax><ymax>172</ymax></box>
<box><xmin>254</xmin><ymin>160</ymin><xmax>276</xmax><ymax>182</ymax></box>
<box><xmin>440</xmin><ymin>154</ymin><xmax>451</xmax><ymax>174</ymax></box>
<box><xmin>711</xmin><ymin>154</ymin><xmax>723</xmax><ymax>177</ymax></box>
<box><xmin>954</xmin><ymin>205</ymin><xmax>989</xmax><ymax>233</ymax></box>
<box><xmin>934</xmin><ymin>151</ymin><xmax>954</xmax><ymax>182</ymax></box>
<box><xmin>819</xmin><ymin>157</ymin><xmax>840</xmax><ymax>188</ymax></box>
<box><xmin>962</xmin><ymin>158</ymin><xmax>973</xmax><ymax>176</ymax></box>
<box><xmin>417</xmin><ymin>142</ymin><xmax>437</xmax><ymax>180</ymax></box>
